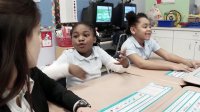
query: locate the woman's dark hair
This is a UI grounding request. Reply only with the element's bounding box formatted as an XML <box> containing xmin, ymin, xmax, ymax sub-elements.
<box><xmin>70</xmin><ymin>22</ymin><xmax>100</xmax><ymax>46</ymax></box>
<box><xmin>125</xmin><ymin>11</ymin><xmax>148</xmax><ymax>36</ymax></box>
<box><xmin>0</xmin><ymin>0</ymin><xmax>40</xmax><ymax>107</ymax></box>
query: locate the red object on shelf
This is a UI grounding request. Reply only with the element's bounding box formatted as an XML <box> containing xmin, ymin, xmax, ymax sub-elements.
<box><xmin>157</xmin><ymin>0</ymin><xmax>161</xmax><ymax>4</ymax></box>
<box><xmin>56</xmin><ymin>37</ymin><xmax>72</xmax><ymax>47</ymax></box>
<box><xmin>56</xmin><ymin>26</ymin><xmax>73</xmax><ymax>47</ymax></box>
<box><xmin>179</xmin><ymin>22</ymin><xmax>188</xmax><ymax>27</ymax></box>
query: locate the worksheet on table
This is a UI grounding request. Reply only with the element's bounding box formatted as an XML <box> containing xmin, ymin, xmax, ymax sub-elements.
<box><xmin>163</xmin><ymin>90</ymin><xmax>200</xmax><ymax>112</ymax></box>
<box><xmin>100</xmin><ymin>83</ymin><xmax>172</xmax><ymax>112</ymax></box>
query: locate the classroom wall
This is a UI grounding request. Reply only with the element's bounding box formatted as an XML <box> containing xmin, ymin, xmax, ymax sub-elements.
<box><xmin>195</xmin><ymin>0</ymin><xmax>200</xmax><ymax>6</ymax></box>
<box><xmin>145</xmin><ymin>0</ymin><xmax>190</xmax><ymax>22</ymax></box>
<box><xmin>37</xmin><ymin>0</ymin><xmax>55</xmax><ymax>67</ymax></box>
<box><xmin>131</xmin><ymin>0</ymin><xmax>145</xmax><ymax>13</ymax></box>
<box><xmin>37</xmin><ymin>0</ymin><xmax>53</xmax><ymax>27</ymax></box>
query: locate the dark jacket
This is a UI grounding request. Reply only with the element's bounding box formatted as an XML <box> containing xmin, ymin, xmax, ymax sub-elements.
<box><xmin>0</xmin><ymin>67</ymin><xmax>81</xmax><ymax>112</ymax></box>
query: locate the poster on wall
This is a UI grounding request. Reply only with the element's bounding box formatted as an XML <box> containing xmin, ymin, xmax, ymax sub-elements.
<box><xmin>161</xmin><ymin>0</ymin><xmax>175</xmax><ymax>3</ymax></box>
<box><xmin>40</xmin><ymin>31</ymin><xmax>52</xmax><ymax>47</ymax></box>
<box><xmin>59</xmin><ymin>0</ymin><xmax>77</xmax><ymax>23</ymax></box>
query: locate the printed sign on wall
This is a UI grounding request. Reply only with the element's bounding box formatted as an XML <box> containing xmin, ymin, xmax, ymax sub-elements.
<box><xmin>41</xmin><ymin>31</ymin><xmax>52</xmax><ymax>47</ymax></box>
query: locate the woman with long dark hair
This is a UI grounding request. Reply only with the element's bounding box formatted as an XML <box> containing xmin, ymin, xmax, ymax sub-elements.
<box><xmin>0</xmin><ymin>0</ymin><xmax>95</xmax><ymax>112</ymax></box>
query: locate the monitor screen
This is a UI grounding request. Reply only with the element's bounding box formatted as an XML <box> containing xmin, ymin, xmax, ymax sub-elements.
<box><xmin>124</xmin><ymin>6</ymin><xmax>136</xmax><ymax>21</ymax></box>
<box><xmin>96</xmin><ymin>6</ymin><xmax>112</xmax><ymax>23</ymax></box>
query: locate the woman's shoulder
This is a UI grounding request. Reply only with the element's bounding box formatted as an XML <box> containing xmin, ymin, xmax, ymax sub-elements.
<box><xmin>0</xmin><ymin>105</ymin><xmax>10</xmax><ymax>112</ymax></box>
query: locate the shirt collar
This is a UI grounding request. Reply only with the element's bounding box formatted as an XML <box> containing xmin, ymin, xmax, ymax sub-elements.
<box><xmin>29</xmin><ymin>78</ymin><xmax>34</xmax><ymax>93</ymax></box>
<box><xmin>74</xmin><ymin>47</ymin><xmax>100</xmax><ymax>61</ymax></box>
<box><xmin>22</xmin><ymin>78</ymin><xmax>34</xmax><ymax>94</ymax></box>
<box><xmin>2</xmin><ymin>78</ymin><xmax>34</xmax><ymax>99</ymax></box>
<box><xmin>130</xmin><ymin>36</ymin><xmax>150</xmax><ymax>49</ymax></box>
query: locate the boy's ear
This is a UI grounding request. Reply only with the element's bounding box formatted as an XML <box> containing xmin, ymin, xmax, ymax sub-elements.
<box><xmin>130</xmin><ymin>26</ymin><xmax>136</xmax><ymax>35</ymax></box>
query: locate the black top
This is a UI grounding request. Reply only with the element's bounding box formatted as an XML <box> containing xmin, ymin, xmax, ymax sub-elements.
<box><xmin>0</xmin><ymin>67</ymin><xmax>81</xmax><ymax>112</ymax></box>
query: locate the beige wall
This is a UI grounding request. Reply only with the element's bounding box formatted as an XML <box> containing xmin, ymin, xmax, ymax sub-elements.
<box><xmin>131</xmin><ymin>0</ymin><xmax>145</xmax><ymax>13</ymax></box>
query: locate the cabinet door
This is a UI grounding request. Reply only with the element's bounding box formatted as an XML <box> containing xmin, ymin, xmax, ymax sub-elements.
<box><xmin>173</xmin><ymin>39</ymin><xmax>195</xmax><ymax>59</ymax></box>
<box><xmin>151</xmin><ymin>30</ymin><xmax>173</xmax><ymax>53</ymax></box>
<box><xmin>155</xmin><ymin>37</ymin><xmax>173</xmax><ymax>53</ymax></box>
<box><xmin>194</xmin><ymin>41</ymin><xmax>200</xmax><ymax>60</ymax></box>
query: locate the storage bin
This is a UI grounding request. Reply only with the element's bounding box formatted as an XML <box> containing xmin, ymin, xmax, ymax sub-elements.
<box><xmin>158</xmin><ymin>20</ymin><xmax>174</xmax><ymax>27</ymax></box>
<box><xmin>56</xmin><ymin>37</ymin><xmax>72</xmax><ymax>47</ymax></box>
<box><xmin>185</xmin><ymin>22</ymin><xmax>200</xmax><ymax>28</ymax></box>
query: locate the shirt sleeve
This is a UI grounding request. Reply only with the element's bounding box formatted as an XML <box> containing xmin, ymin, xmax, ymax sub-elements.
<box><xmin>31</xmin><ymin>67</ymin><xmax>81</xmax><ymax>111</ymax></box>
<box><xmin>151</xmin><ymin>38</ymin><xmax>161</xmax><ymax>52</ymax></box>
<box><xmin>98</xmin><ymin>47</ymin><xmax>126</xmax><ymax>73</ymax></box>
<box><xmin>42</xmin><ymin>50</ymin><xmax>71</xmax><ymax>80</ymax></box>
<box><xmin>121</xmin><ymin>40</ymin><xmax>137</xmax><ymax>56</ymax></box>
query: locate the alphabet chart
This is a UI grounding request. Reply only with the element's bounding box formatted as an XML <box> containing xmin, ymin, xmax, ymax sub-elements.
<box><xmin>194</xmin><ymin>70</ymin><xmax>200</xmax><ymax>78</ymax></box>
<box><xmin>166</xmin><ymin>67</ymin><xmax>200</xmax><ymax>79</ymax></box>
<box><xmin>183</xmin><ymin>67</ymin><xmax>200</xmax><ymax>85</ymax></box>
<box><xmin>99</xmin><ymin>83</ymin><xmax>172</xmax><ymax>112</ymax></box>
<box><xmin>163</xmin><ymin>90</ymin><xmax>200</xmax><ymax>112</ymax></box>
<box><xmin>166</xmin><ymin>71</ymin><xmax>188</xmax><ymax>79</ymax></box>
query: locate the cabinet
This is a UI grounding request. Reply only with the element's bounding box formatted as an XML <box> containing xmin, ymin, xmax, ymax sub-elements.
<box><xmin>194</xmin><ymin>34</ymin><xmax>200</xmax><ymax>60</ymax></box>
<box><xmin>173</xmin><ymin>39</ymin><xmax>195</xmax><ymax>59</ymax></box>
<box><xmin>152</xmin><ymin>27</ymin><xmax>200</xmax><ymax>60</ymax></box>
<box><xmin>151</xmin><ymin>30</ymin><xmax>173</xmax><ymax>53</ymax></box>
<box><xmin>173</xmin><ymin>31</ymin><xmax>200</xmax><ymax>60</ymax></box>
<box><xmin>194</xmin><ymin>41</ymin><xmax>200</xmax><ymax>60</ymax></box>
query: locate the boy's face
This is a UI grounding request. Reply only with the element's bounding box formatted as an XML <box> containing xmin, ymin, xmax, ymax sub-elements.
<box><xmin>71</xmin><ymin>24</ymin><xmax>96</xmax><ymax>57</ymax></box>
<box><xmin>132</xmin><ymin>17</ymin><xmax>152</xmax><ymax>41</ymax></box>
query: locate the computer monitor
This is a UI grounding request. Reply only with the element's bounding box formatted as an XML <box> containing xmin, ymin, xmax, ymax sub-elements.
<box><xmin>124</xmin><ymin>5</ymin><xmax>136</xmax><ymax>21</ymax></box>
<box><xmin>81</xmin><ymin>2</ymin><xmax>113</xmax><ymax>30</ymax></box>
<box><xmin>96</xmin><ymin>5</ymin><xmax>112</xmax><ymax>23</ymax></box>
<box><xmin>113</xmin><ymin>3</ymin><xmax>137</xmax><ymax>29</ymax></box>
